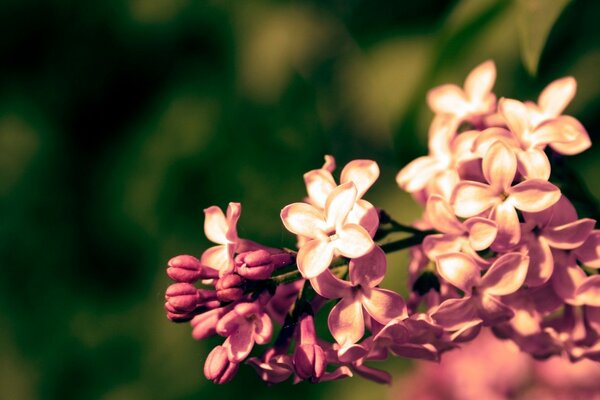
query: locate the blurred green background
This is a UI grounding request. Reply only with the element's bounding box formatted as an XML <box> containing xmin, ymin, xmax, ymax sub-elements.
<box><xmin>1</xmin><ymin>0</ymin><xmax>598</xmax><ymax>399</ymax></box>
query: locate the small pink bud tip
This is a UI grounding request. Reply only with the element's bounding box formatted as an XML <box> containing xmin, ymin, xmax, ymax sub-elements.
<box><xmin>165</xmin><ymin>282</ymin><xmax>201</xmax><ymax>313</ymax></box>
<box><xmin>204</xmin><ymin>345</ymin><xmax>239</xmax><ymax>384</ymax></box>
<box><xmin>167</xmin><ymin>255</ymin><xmax>218</xmax><ymax>282</ymax></box>
<box><xmin>235</xmin><ymin>250</ymin><xmax>275</xmax><ymax>280</ymax></box>
<box><xmin>293</xmin><ymin>344</ymin><xmax>326</xmax><ymax>381</ymax></box>
<box><xmin>215</xmin><ymin>274</ymin><xmax>245</xmax><ymax>302</ymax></box>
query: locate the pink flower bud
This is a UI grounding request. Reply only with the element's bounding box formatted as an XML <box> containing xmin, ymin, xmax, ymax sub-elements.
<box><xmin>215</xmin><ymin>274</ymin><xmax>245</xmax><ymax>302</ymax></box>
<box><xmin>204</xmin><ymin>345</ymin><xmax>239</xmax><ymax>384</ymax></box>
<box><xmin>236</xmin><ymin>250</ymin><xmax>275</xmax><ymax>280</ymax></box>
<box><xmin>165</xmin><ymin>283</ymin><xmax>201</xmax><ymax>313</ymax></box>
<box><xmin>293</xmin><ymin>343</ymin><xmax>326</xmax><ymax>381</ymax></box>
<box><xmin>167</xmin><ymin>255</ymin><xmax>218</xmax><ymax>282</ymax></box>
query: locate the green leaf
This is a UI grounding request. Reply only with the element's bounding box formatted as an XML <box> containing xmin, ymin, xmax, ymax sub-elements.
<box><xmin>516</xmin><ymin>0</ymin><xmax>571</xmax><ymax>76</ymax></box>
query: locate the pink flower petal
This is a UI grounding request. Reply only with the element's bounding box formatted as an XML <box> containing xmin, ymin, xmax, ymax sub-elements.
<box><xmin>464</xmin><ymin>60</ymin><xmax>496</xmax><ymax>103</ymax></box>
<box><xmin>423</xmin><ymin>234</ymin><xmax>463</xmax><ymax>260</ymax></box>
<box><xmin>574</xmin><ymin>231</ymin><xmax>600</xmax><ymax>268</ymax></box>
<box><xmin>310</xmin><ymin>268</ymin><xmax>353</xmax><ymax>299</ymax></box>
<box><xmin>328</xmin><ymin>297</ymin><xmax>364</xmax><ymax>346</ymax></box>
<box><xmin>508</xmin><ymin>179</ymin><xmax>561</xmax><ymax>212</ymax></box>
<box><xmin>551</xmin><ymin>251</ymin><xmax>586</xmax><ymax>304</ymax></box>
<box><xmin>322</xmin><ymin>154</ymin><xmax>336</xmax><ymax>172</ymax></box>
<box><xmin>325</xmin><ymin>182</ymin><xmax>357</xmax><ymax>229</ymax></box>
<box><xmin>523</xmin><ymin>235</ymin><xmax>554</xmax><ymax>287</ymax></box>
<box><xmin>303</xmin><ymin>169</ymin><xmax>336</xmax><ymax>209</ymax></box>
<box><xmin>427</xmin><ymin>84</ymin><xmax>469</xmax><ymax>115</ymax></box>
<box><xmin>464</xmin><ymin>217</ymin><xmax>497</xmax><ymax>251</ymax></box>
<box><xmin>348</xmin><ymin>199</ymin><xmax>379</xmax><ymax>237</ymax></box>
<box><xmin>280</xmin><ymin>202</ymin><xmax>325</xmax><ymax>238</ymax></box>
<box><xmin>297</xmin><ymin>239</ymin><xmax>335</xmax><ymax>279</ymax></box>
<box><xmin>337</xmin><ymin>343</ymin><xmax>369</xmax><ymax>363</ymax></box>
<box><xmin>473</xmin><ymin>127</ymin><xmax>518</xmax><ymax>157</ymax></box>
<box><xmin>361</xmin><ymin>288</ymin><xmax>407</xmax><ymax>324</ymax></box>
<box><xmin>490</xmin><ymin>202</ymin><xmax>521</xmax><ymax>249</ymax></box>
<box><xmin>499</xmin><ymin>98</ymin><xmax>530</xmax><ymax>138</ymax></box>
<box><xmin>436</xmin><ymin>252</ymin><xmax>480</xmax><ymax>293</ymax></box>
<box><xmin>204</xmin><ymin>206</ymin><xmax>228</xmax><ymax>244</ymax></box>
<box><xmin>349</xmin><ymin>246</ymin><xmax>387</xmax><ymax>287</ymax></box>
<box><xmin>538</xmin><ymin>76</ymin><xmax>576</xmax><ymax>118</ymax></box>
<box><xmin>483</xmin><ymin>141</ymin><xmax>517</xmax><ymax>193</ymax></box>
<box><xmin>425</xmin><ymin>195</ymin><xmax>463</xmax><ymax>235</ymax></box>
<box><xmin>548</xmin><ymin>116</ymin><xmax>591</xmax><ymax>155</ymax></box>
<box><xmin>389</xmin><ymin>343</ymin><xmax>439</xmax><ymax>361</ymax></box>
<box><xmin>452</xmin><ymin>181</ymin><xmax>498</xmax><ymax>218</ymax></box>
<box><xmin>431</xmin><ymin>297</ymin><xmax>479</xmax><ymax>331</ymax></box>
<box><xmin>333</xmin><ymin>223</ymin><xmax>374</xmax><ymax>259</ymax></box>
<box><xmin>543</xmin><ymin>218</ymin><xmax>596</xmax><ymax>250</ymax></box>
<box><xmin>201</xmin><ymin>245</ymin><xmax>234</xmax><ymax>275</ymax></box>
<box><xmin>225</xmin><ymin>323</ymin><xmax>254</xmax><ymax>362</ymax></box>
<box><xmin>575</xmin><ymin>276</ymin><xmax>600</xmax><ymax>307</ymax></box>
<box><xmin>476</xmin><ymin>294</ymin><xmax>514</xmax><ymax>325</ymax></box>
<box><xmin>396</xmin><ymin>156</ymin><xmax>443</xmax><ymax>192</ymax></box>
<box><xmin>480</xmin><ymin>253</ymin><xmax>529</xmax><ymax>296</ymax></box>
<box><xmin>254</xmin><ymin>313</ymin><xmax>273</xmax><ymax>345</ymax></box>
<box><xmin>517</xmin><ymin>149</ymin><xmax>551</xmax><ymax>180</ymax></box>
<box><xmin>225</xmin><ymin>202</ymin><xmax>241</xmax><ymax>242</ymax></box>
<box><xmin>352</xmin><ymin>364</ymin><xmax>392</xmax><ymax>385</ymax></box>
<box><xmin>340</xmin><ymin>160</ymin><xmax>379</xmax><ymax>199</ymax></box>
<box><xmin>427</xmin><ymin>115</ymin><xmax>456</xmax><ymax>156</ymax></box>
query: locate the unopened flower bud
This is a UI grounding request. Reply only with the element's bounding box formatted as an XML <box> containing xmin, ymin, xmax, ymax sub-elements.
<box><xmin>167</xmin><ymin>255</ymin><xmax>218</xmax><ymax>282</ymax></box>
<box><xmin>204</xmin><ymin>345</ymin><xmax>239</xmax><ymax>384</ymax></box>
<box><xmin>293</xmin><ymin>343</ymin><xmax>326</xmax><ymax>381</ymax></box>
<box><xmin>165</xmin><ymin>282</ymin><xmax>201</xmax><ymax>313</ymax></box>
<box><xmin>216</xmin><ymin>274</ymin><xmax>245</xmax><ymax>302</ymax></box>
<box><xmin>236</xmin><ymin>250</ymin><xmax>275</xmax><ymax>280</ymax></box>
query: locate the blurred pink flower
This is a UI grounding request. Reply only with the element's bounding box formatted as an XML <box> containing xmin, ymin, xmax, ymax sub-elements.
<box><xmin>201</xmin><ymin>202</ymin><xmax>241</xmax><ymax>276</ymax></box>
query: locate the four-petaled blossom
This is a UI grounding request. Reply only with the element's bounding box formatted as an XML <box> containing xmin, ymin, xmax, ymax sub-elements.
<box><xmin>281</xmin><ymin>182</ymin><xmax>374</xmax><ymax>278</ymax></box>
<box><xmin>311</xmin><ymin>247</ymin><xmax>407</xmax><ymax>351</ymax></box>
<box><xmin>216</xmin><ymin>302</ymin><xmax>273</xmax><ymax>362</ymax></box>
<box><xmin>432</xmin><ymin>252</ymin><xmax>529</xmax><ymax>329</ymax></box>
<box><xmin>202</xmin><ymin>202</ymin><xmax>241</xmax><ymax>276</ymax></box>
<box><xmin>452</xmin><ymin>141</ymin><xmax>561</xmax><ymax>249</ymax></box>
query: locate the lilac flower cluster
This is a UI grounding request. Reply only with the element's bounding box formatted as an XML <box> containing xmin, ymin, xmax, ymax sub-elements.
<box><xmin>164</xmin><ymin>61</ymin><xmax>600</xmax><ymax>385</ymax></box>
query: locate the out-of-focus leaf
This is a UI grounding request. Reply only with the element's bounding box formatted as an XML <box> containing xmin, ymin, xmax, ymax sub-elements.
<box><xmin>515</xmin><ymin>0</ymin><xmax>571</xmax><ymax>76</ymax></box>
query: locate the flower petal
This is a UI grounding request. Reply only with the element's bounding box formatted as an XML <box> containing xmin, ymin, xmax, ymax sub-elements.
<box><xmin>517</xmin><ymin>149</ymin><xmax>551</xmax><ymax>180</ymax></box>
<box><xmin>490</xmin><ymin>202</ymin><xmax>521</xmax><ymax>249</ymax></box>
<box><xmin>328</xmin><ymin>297</ymin><xmax>364</xmax><ymax>346</ymax></box>
<box><xmin>347</xmin><ymin>199</ymin><xmax>379</xmax><ymax>237</ymax></box>
<box><xmin>225</xmin><ymin>202</ymin><xmax>241</xmax><ymax>242</ymax></box>
<box><xmin>575</xmin><ymin>276</ymin><xmax>600</xmax><ymax>307</ymax></box>
<box><xmin>297</xmin><ymin>239</ymin><xmax>335</xmax><ymax>279</ymax></box>
<box><xmin>551</xmin><ymin>251</ymin><xmax>586</xmax><ymax>304</ymax></box>
<box><xmin>253</xmin><ymin>313</ymin><xmax>273</xmax><ymax>345</ymax></box>
<box><xmin>201</xmin><ymin>245</ymin><xmax>234</xmax><ymax>275</ymax></box>
<box><xmin>538</xmin><ymin>76</ymin><xmax>576</xmax><ymax>118</ymax></box>
<box><xmin>464</xmin><ymin>217</ymin><xmax>497</xmax><ymax>251</ymax></box>
<box><xmin>204</xmin><ymin>206</ymin><xmax>228</xmax><ymax>244</ymax></box>
<box><xmin>333</xmin><ymin>223</ymin><xmax>374</xmax><ymax>259</ymax></box>
<box><xmin>304</xmin><ymin>169</ymin><xmax>336</xmax><ymax>209</ymax></box>
<box><xmin>436</xmin><ymin>252</ymin><xmax>480</xmax><ymax>293</ymax></box>
<box><xmin>574</xmin><ymin>231</ymin><xmax>600</xmax><ymax>268</ymax></box>
<box><xmin>464</xmin><ymin>60</ymin><xmax>496</xmax><ymax>103</ymax></box>
<box><xmin>480</xmin><ymin>253</ymin><xmax>529</xmax><ymax>296</ymax></box>
<box><xmin>543</xmin><ymin>218</ymin><xmax>596</xmax><ymax>250</ymax></box>
<box><xmin>452</xmin><ymin>181</ymin><xmax>498</xmax><ymax>218</ymax></box>
<box><xmin>427</xmin><ymin>84</ymin><xmax>469</xmax><ymax>115</ymax></box>
<box><xmin>225</xmin><ymin>324</ymin><xmax>254</xmax><ymax>362</ymax></box>
<box><xmin>508</xmin><ymin>179</ymin><xmax>561</xmax><ymax>212</ymax></box>
<box><xmin>476</xmin><ymin>294</ymin><xmax>514</xmax><ymax>325</ymax></box>
<box><xmin>361</xmin><ymin>288</ymin><xmax>407</xmax><ymax>324</ymax></box>
<box><xmin>325</xmin><ymin>182</ymin><xmax>357</xmax><ymax>229</ymax></box>
<box><xmin>423</xmin><ymin>234</ymin><xmax>463</xmax><ymax>260</ymax></box>
<box><xmin>340</xmin><ymin>160</ymin><xmax>379</xmax><ymax>199</ymax></box>
<box><xmin>349</xmin><ymin>246</ymin><xmax>387</xmax><ymax>287</ymax></box>
<box><xmin>425</xmin><ymin>194</ymin><xmax>463</xmax><ymax>235</ymax></box>
<box><xmin>523</xmin><ymin>235</ymin><xmax>554</xmax><ymax>287</ymax></box>
<box><xmin>499</xmin><ymin>98</ymin><xmax>530</xmax><ymax>138</ymax></box>
<box><xmin>280</xmin><ymin>203</ymin><xmax>325</xmax><ymax>238</ymax></box>
<box><xmin>310</xmin><ymin>268</ymin><xmax>353</xmax><ymax>299</ymax></box>
<box><xmin>431</xmin><ymin>297</ymin><xmax>479</xmax><ymax>331</ymax></box>
<box><xmin>483</xmin><ymin>141</ymin><xmax>517</xmax><ymax>192</ymax></box>
<box><xmin>548</xmin><ymin>116</ymin><xmax>591</xmax><ymax>155</ymax></box>
<box><xmin>396</xmin><ymin>156</ymin><xmax>443</xmax><ymax>192</ymax></box>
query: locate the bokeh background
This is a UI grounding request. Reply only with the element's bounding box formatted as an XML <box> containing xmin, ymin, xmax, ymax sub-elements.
<box><xmin>1</xmin><ymin>0</ymin><xmax>599</xmax><ymax>399</ymax></box>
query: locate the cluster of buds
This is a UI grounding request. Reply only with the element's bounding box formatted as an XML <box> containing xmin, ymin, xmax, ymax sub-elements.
<box><xmin>164</xmin><ymin>61</ymin><xmax>600</xmax><ymax>385</ymax></box>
